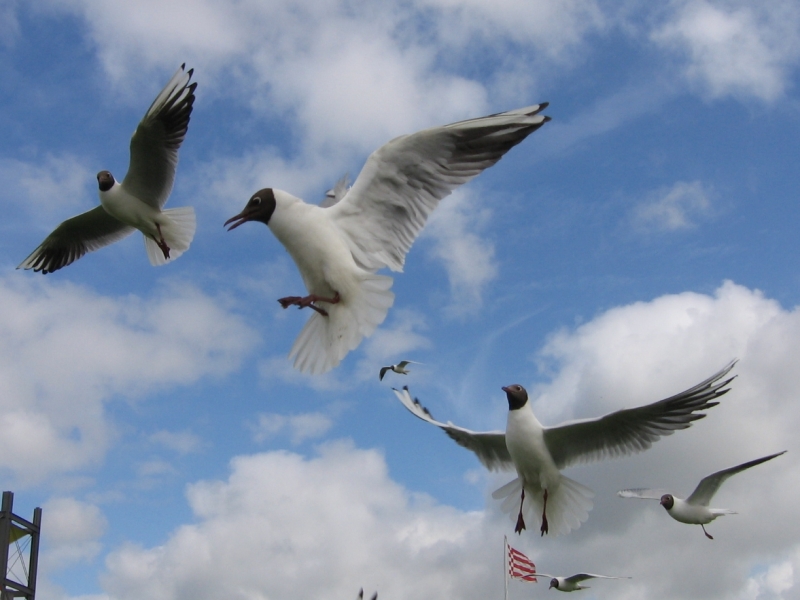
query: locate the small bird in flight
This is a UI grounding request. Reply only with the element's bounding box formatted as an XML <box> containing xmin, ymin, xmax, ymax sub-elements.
<box><xmin>379</xmin><ymin>360</ymin><xmax>421</xmax><ymax>381</ymax></box>
<box><xmin>618</xmin><ymin>450</ymin><xmax>786</xmax><ymax>539</ymax></box>
<box><xmin>535</xmin><ymin>573</ymin><xmax>631</xmax><ymax>592</ymax></box>
<box><xmin>225</xmin><ymin>103</ymin><xmax>550</xmax><ymax>375</ymax></box>
<box><xmin>18</xmin><ymin>64</ymin><xmax>197</xmax><ymax>273</ymax></box>
<box><xmin>394</xmin><ymin>361</ymin><xmax>736</xmax><ymax>536</ymax></box>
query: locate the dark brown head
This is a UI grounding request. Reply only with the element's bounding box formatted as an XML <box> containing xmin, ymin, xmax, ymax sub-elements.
<box><xmin>97</xmin><ymin>170</ymin><xmax>115</xmax><ymax>192</ymax></box>
<box><xmin>225</xmin><ymin>188</ymin><xmax>277</xmax><ymax>230</ymax></box>
<box><xmin>549</xmin><ymin>578</ymin><xmax>558</xmax><ymax>589</ymax></box>
<box><xmin>501</xmin><ymin>384</ymin><xmax>528</xmax><ymax>411</ymax></box>
<box><xmin>660</xmin><ymin>494</ymin><xmax>674</xmax><ymax>510</ymax></box>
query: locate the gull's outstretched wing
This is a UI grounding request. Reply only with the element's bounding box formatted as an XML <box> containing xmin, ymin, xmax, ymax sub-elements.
<box><xmin>686</xmin><ymin>451</ymin><xmax>786</xmax><ymax>506</ymax></box>
<box><xmin>123</xmin><ymin>64</ymin><xmax>197</xmax><ymax>208</ymax></box>
<box><xmin>329</xmin><ymin>104</ymin><xmax>550</xmax><ymax>272</ymax></box>
<box><xmin>565</xmin><ymin>574</ymin><xmax>630</xmax><ymax>583</ymax></box>
<box><xmin>543</xmin><ymin>361</ymin><xmax>737</xmax><ymax>470</ymax></box>
<box><xmin>17</xmin><ymin>206</ymin><xmax>134</xmax><ymax>273</ymax></box>
<box><xmin>617</xmin><ymin>488</ymin><xmax>670</xmax><ymax>500</ymax></box>
<box><xmin>393</xmin><ymin>386</ymin><xmax>512</xmax><ymax>471</ymax></box>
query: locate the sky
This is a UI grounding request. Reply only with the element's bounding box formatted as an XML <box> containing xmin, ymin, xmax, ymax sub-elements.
<box><xmin>1</xmin><ymin>0</ymin><xmax>799</xmax><ymax>598</ymax></box>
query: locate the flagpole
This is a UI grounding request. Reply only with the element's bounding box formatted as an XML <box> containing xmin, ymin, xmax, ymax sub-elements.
<box><xmin>504</xmin><ymin>535</ymin><xmax>508</xmax><ymax>600</ymax></box>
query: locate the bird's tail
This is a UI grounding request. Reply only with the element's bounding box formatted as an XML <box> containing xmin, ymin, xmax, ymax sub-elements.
<box><xmin>710</xmin><ymin>508</ymin><xmax>737</xmax><ymax>516</ymax></box>
<box><xmin>144</xmin><ymin>206</ymin><xmax>197</xmax><ymax>266</ymax></box>
<box><xmin>493</xmin><ymin>475</ymin><xmax>594</xmax><ymax>537</ymax></box>
<box><xmin>289</xmin><ymin>273</ymin><xmax>394</xmax><ymax>374</ymax></box>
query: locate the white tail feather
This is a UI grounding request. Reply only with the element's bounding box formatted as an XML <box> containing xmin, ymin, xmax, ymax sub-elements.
<box><xmin>143</xmin><ymin>206</ymin><xmax>197</xmax><ymax>266</ymax></box>
<box><xmin>289</xmin><ymin>273</ymin><xmax>394</xmax><ymax>374</ymax></box>
<box><xmin>493</xmin><ymin>475</ymin><xmax>594</xmax><ymax>537</ymax></box>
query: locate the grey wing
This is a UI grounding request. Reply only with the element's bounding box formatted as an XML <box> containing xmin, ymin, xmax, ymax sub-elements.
<box><xmin>122</xmin><ymin>64</ymin><xmax>196</xmax><ymax>208</ymax></box>
<box><xmin>543</xmin><ymin>361</ymin><xmax>737</xmax><ymax>470</ymax></box>
<box><xmin>686</xmin><ymin>450</ymin><xmax>786</xmax><ymax>506</ymax></box>
<box><xmin>393</xmin><ymin>386</ymin><xmax>513</xmax><ymax>471</ymax></box>
<box><xmin>17</xmin><ymin>206</ymin><xmax>135</xmax><ymax>273</ymax></box>
<box><xmin>328</xmin><ymin>104</ymin><xmax>549</xmax><ymax>272</ymax></box>
<box><xmin>566</xmin><ymin>574</ymin><xmax>630</xmax><ymax>583</ymax></box>
<box><xmin>617</xmin><ymin>488</ymin><xmax>668</xmax><ymax>500</ymax></box>
<box><xmin>320</xmin><ymin>174</ymin><xmax>350</xmax><ymax>208</ymax></box>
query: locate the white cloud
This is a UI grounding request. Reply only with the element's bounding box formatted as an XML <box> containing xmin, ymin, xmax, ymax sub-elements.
<box><xmin>149</xmin><ymin>430</ymin><xmax>203</xmax><ymax>455</ymax></box>
<box><xmin>653</xmin><ymin>0</ymin><xmax>800</xmax><ymax>102</ymax></box>
<box><xmin>41</xmin><ymin>497</ymin><xmax>108</xmax><ymax>569</ymax></box>
<box><xmin>633</xmin><ymin>180</ymin><xmax>713</xmax><ymax>231</ymax></box>
<box><xmin>0</xmin><ymin>153</ymin><xmax>93</xmax><ymax>223</ymax></box>
<box><xmin>249</xmin><ymin>411</ymin><xmax>334</xmax><ymax>445</ymax></box>
<box><xmin>422</xmin><ymin>191</ymin><xmax>498</xmax><ymax>317</ymax></box>
<box><xmin>100</xmin><ymin>442</ymin><xmax>499</xmax><ymax>600</ymax></box>
<box><xmin>0</xmin><ymin>276</ymin><xmax>257</xmax><ymax>484</ymax></box>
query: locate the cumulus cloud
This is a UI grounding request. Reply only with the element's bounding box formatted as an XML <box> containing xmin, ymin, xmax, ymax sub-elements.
<box><xmin>100</xmin><ymin>442</ymin><xmax>499</xmax><ymax>600</ymax></box>
<box><xmin>0</xmin><ymin>276</ymin><xmax>257</xmax><ymax>484</ymax></box>
<box><xmin>422</xmin><ymin>191</ymin><xmax>498</xmax><ymax>317</ymax></box>
<box><xmin>633</xmin><ymin>180</ymin><xmax>713</xmax><ymax>231</ymax></box>
<box><xmin>653</xmin><ymin>0</ymin><xmax>800</xmax><ymax>102</ymax></box>
<box><xmin>41</xmin><ymin>497</ymin><xmax>108</xmax><ymax>569</ymax></box>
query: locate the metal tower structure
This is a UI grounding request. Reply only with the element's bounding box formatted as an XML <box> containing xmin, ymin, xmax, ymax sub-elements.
<box><xmin>0</xmin><ymin>492</ymin><xmax>41</xmax><ymax>600</ymax></box>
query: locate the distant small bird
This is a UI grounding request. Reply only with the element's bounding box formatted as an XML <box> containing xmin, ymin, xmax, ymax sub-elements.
<box><xmin>535</xmin><ymin>573</ymin><xmax>630</xmax><ymax>592</ymax></box>
<box><xmin>225</xmin><ymin>103</ymin><xmax>550</xmax><ymax>375</ymax></box>
<box><xmin>379</xmin><ymin>360</ymin><xmax>421</xmax><ymax>381</ymax></box>
<box><xmin>618</xmin><ymin>450</ymin><xmax>786</xmax><ymax>539</ymax></box>
<box><xmin>18</xmin><ymin>64</ymin><xmax>197</xmax><ymax>273</ymax></box>
<box><xmin>357</xmin><ymin>589</ymin><xmax>377</xmax><ymax>600</ymax></box>
<box><xmin>393</xmin><ymin>361</ymin><xmax>736</xmax><ymax>536</ymax></box>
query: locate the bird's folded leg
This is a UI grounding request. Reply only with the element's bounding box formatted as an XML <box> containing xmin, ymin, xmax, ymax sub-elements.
<box><xmin>702</xmin><ymin>525</ymin><xmax>713</xmax><ymax>540</ymax></box>
<box><xmin>514</xmin><ymin>488</ymin><xmax>526</xmax><ymax>534</ymax></box>
<box><xmin>278</xmin><ymin>292</ymin><xmax>341</xmax><ymax>317</ymax></box>
<box><xmin>154</xmin><ymin>224</ymin><xmax>171</xmax><ymax>259</ymax></box>
<box><xmin>540</xmin><ymin>489</ymin><xmax>549</xmax><ymax>536</ymax></box>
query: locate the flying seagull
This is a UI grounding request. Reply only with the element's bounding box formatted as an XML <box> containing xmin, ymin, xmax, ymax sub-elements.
<box><xmin>393</xmin><ymin>360</ymin><xmax>736</xmax><ymax>536</ymax></box>
<box><xmin>357</xmin><ymin>589</ymin><xmax>377</xmax><ymax>600</ymax></box>
<box><xmin>535</xmin><ymin>573</ymin><xmax>631</xmax><ymax>592</ymax></box>
<box><xmin>618</xmin><ymin>450</ymin><xmax>786</xmax><ymax>539</ymax></box>
<box><xmin>225</xmin><ymin>103</ymin><xmax>550</xmax><ymax>375</ymax></box>
<box><xmin>18</xmin><ymin>64</ymin><xmax>197</xmax><ymax>273</ymax></box>
<box><xmin>379</xmin><ymin>360</ymin><xmax>422</xmax><ymax>381</ymax></box>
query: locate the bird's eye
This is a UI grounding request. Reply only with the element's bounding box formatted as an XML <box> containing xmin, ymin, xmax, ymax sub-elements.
<box><xmin>252</xmin><ymin>197</ymin><xmax>261</xmax><ymax>205</ymax></box>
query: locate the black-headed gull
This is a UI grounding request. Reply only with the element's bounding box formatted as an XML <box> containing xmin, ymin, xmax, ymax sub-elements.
<box><xmin>393</xmin><ymin>361</ymin><xmax>736</xmax><ymax>536</ymax></box>
<box><xmin>618</xmin><ymin>450</ymin><xmax>786</xmax><ymax>539</ymax></box>
<box><xmin>18</xmin><ymin>65</ymin><xmax>197</xmax><ymax>273</ymax></box>
<box><xmin>535</xmin><ymin>573</ymin><xmax>630</xmax><ymax>592</ymax></box>
<box><xmin>225</xmin><ymin>104</ymin><xmax>550</xmax><ymax>375</ymax></box>
<box><xmin>379</xmin><ymin>360</ymin><xmax>422</xmax><ymax>381</ymax></box>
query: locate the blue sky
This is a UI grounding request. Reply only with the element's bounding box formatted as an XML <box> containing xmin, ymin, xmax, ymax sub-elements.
<box><xmin>1</xmin><ymin>1</ymin><xmax>799</xmax><ymax>598</ymax></box>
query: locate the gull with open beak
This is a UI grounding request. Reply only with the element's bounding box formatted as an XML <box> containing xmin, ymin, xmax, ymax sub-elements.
<box><xmin>394</xmin><ymin>361</ymin><xmax>736</xmax><ymax>536</ymax></box>
<box><xmin>18</xmin><ymin>65</ymin><xmax>197</xmax><ymax>273</ymax></box>
<box><xmin>225</xmin><ymin>103</ymin><xmax>550</xmax><ymax>375</ymax></box>
<box><xmin>618</xmin><ymin>450</ymin><xmax>786</xmax><ymax>539</ymax></box>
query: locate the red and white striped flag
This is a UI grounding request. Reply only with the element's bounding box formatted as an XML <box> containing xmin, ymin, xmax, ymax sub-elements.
<box><xmin>507</xmin><ymin>542</ymin><xmax>537</xmax><ymax>582</ymax></box>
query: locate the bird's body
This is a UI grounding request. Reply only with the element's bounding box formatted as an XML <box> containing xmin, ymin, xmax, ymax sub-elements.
<box><xmin>227</xmin><ymin>103</ymin><xmax>551</xmax><ymax>374</ymax></box>
<box><xmin>620</xmin><ymin>450</ymin><xmax>785</xmax><ymax>538</ymax></box>
<box><xmin>393</xmin><ymin>361</ymin><xmax>736</xmax><ymax>536</ymax></box>
<box><xmin>537</xmin><ymin>573</ymin><xmax>630</xmax><ymax>592</ymax></box>
<box><xmin>18</xmin><ymin>64</ymin><xmax>197</xmax><ymax>273</ymax></box>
